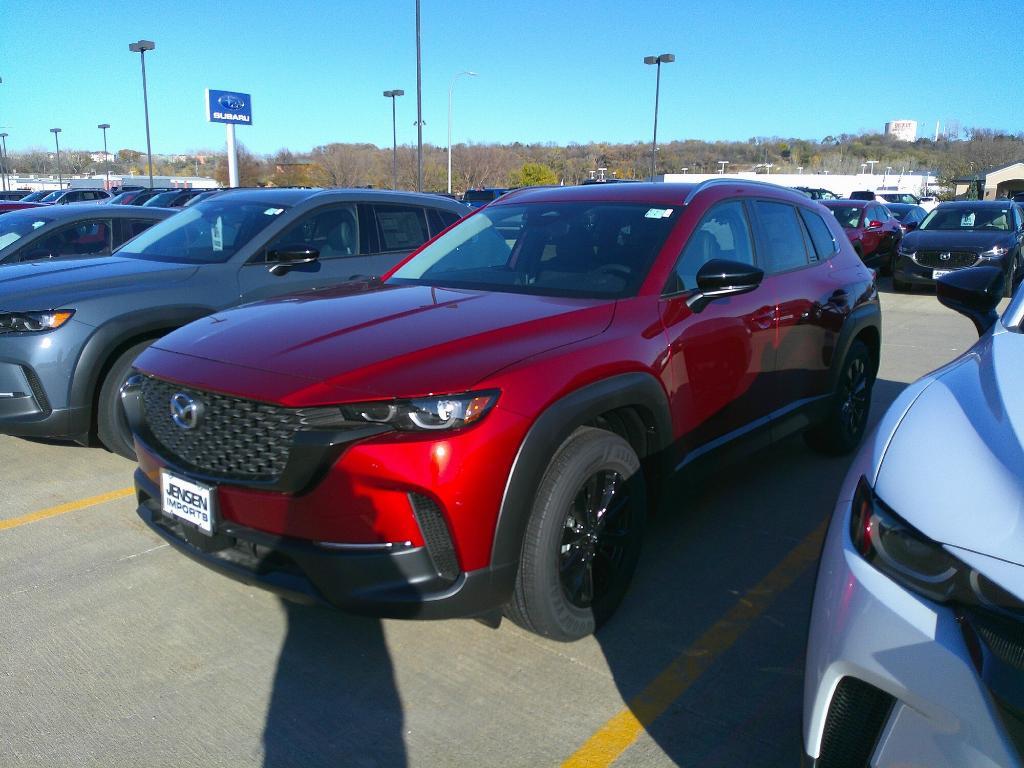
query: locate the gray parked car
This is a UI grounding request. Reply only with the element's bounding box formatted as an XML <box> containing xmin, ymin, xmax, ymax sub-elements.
<box><xmin>0</xmin><ymin>188</ymin><xmax>469</xmax><ymax>458</ymax></box>
<box><xmin>38</xmin><ymin>188</ymin><xmax>113</xmax><ymax>205</ymax></box>
<box><xmin>0</xmin><ymin>204</ymin><xmax>174</xmax><ymax>263</ymax></box>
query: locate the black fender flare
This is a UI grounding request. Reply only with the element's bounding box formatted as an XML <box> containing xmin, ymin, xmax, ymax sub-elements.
<box><xmin>489</xmin><ymin>372</ymin><xmax>672</xmax><ymax>574</ymax></box>
<box><xmin>827</xmin><ymin>301</ymin><xmax>881</xmax><ymax>394</ymax></box>
<box><xmin>68</xmin><ymin>306</ymin><xmax>217</xmax><ymax>418</ymax></box>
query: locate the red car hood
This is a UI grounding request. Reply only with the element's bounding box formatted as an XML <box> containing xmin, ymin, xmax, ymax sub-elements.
<box><xmin>147</xmin><ymin>283</ymin><xmax>615</xmax><ymax>402</ymax></box>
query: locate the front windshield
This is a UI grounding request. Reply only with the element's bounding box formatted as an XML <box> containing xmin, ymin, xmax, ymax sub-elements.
<box><xmin>827</xmin><ymin>206</ymin><xmax>862</xmax><ymax>229</ymax></box>
<box><xmin>919</xmin><ymin>206</ymin><xmax>1011</xmax><ymax>232</ymax></box>
<box><xmin>40</xmin><ymin>190</ymin><xmax>66</xmax><ymax>203</ymax></box>
<box><xmin>388</xmin><ymin>201</ymin><xmax>678</xmax><ymax>298</ymax></box>
<box><xmin>116</xmin><ymin>199</ymin><xmax>289</xmax><ymax>263</ymax></box>
<box><xmin>21</xmin><ymin>191</ymin><xmax>51</xmax><ymax>202</ymax></box>
<box><xmin>0</xmin><ymin>213</ymin><xmax>54</xmax><ymax>251</ymax></box>
<box><xmin>142</xmin><ymin>191</ymin><xmax>180</xmax><ymax>207</ymax></box>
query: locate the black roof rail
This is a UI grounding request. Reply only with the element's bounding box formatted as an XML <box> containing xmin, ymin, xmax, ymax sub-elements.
<box><xmin>682</xmin><ymin>176</ymin><xmax>793</xmax><ymax>205</ymax></box>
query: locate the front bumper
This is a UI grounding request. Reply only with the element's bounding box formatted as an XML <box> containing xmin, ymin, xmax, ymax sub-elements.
<box><xmin>135</xmin><ymin>467</ymin><xmax>515</xmax><ymax>619</ymax></box>
<box><xmin>803</xmin><ymin>479</ymin><xmax>1022</xmax><ymax>767</ymax></box>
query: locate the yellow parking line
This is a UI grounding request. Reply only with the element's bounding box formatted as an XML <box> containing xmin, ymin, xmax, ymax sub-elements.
<box><xmin>0</xmin><ymin>487</ymin><xmax>134</xmax><ymax>532</ymax></box>
<box><xmin>562</xmin><ymin>519</ymin><xmax>828</xmax><ymax>768</ymax></box>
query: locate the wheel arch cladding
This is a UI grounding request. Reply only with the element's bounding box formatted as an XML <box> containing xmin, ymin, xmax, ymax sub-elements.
<box><xmin>828</xmin><ymin>303</ymin><xmax>881</xmax><ymax>392</ymax></box>
<box><xmin>490</xmin><ymin>372</ymin><xmax>672</xmax><ymax>572</ymax></box>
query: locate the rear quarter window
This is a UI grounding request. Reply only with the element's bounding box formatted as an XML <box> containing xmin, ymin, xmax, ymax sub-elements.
<box><xmin>374</xmin><ymin>205</ymin><xmax>430</xmax><ymax>252</ymax></box>
<box><xmin>798</xmin><ymin>208</ymin><xmax>838</xmax><ymax>261</ymax></box>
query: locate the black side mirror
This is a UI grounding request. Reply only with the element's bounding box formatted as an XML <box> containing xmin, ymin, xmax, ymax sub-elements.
<box><xmin>936</xmin><ymin>266</ymin><xmax>1004</xmax><ymax>336</ymax></box>
<box><xmin>267</xmin><ymin>247</ymin><xmax>319</xmax><ymax>275</ymax></box>
<box><xmin>688</xmin><ymin>259</ymin><xmax>765</xmax><ymax>312</ymax></box>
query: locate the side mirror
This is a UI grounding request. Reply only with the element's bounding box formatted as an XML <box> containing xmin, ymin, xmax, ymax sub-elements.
<box><xmin>267</xmin><ymin>247</ymin><xmax>319</xmax><ymax>275</ymax></box>
<box><xmin>936</xmin><ymin>266</ymin><xmax>1004</xmax><ymax>336</ymax></box>
<box><xmin>687</xmin><ymin>259</ymin><xmax>765</xmax><ymax>312</ymax></box>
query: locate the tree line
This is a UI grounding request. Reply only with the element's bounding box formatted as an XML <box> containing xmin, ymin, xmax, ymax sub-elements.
<box><xmin>4</xmin><ymin>127</ymin><xmax>1022</xmax><ymax>194</ymax></box>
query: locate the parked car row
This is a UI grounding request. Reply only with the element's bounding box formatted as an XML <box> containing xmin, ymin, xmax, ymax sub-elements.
<box><xmin>3</xmin><ymin>178</ymin><xmax>1022</xmax><ymax>765</ymax></box>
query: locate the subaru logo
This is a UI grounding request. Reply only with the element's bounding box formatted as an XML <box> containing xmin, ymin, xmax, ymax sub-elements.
<box><xmin>218</xmin><ymin>94</ymin><xmax>245</xmax><ymax>110</ymax></box>
<box><xmin>940</xmin><ymin>252</ymin><xmax>951</xmax><ymax>261</ymax></box>
<box><xmin>170</xmin><ymin>392</ymin><xmax>203</xmax><ymax>430</ymax></box>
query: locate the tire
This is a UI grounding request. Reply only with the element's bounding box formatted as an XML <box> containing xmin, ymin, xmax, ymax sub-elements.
<box><xmin>96</xmin><ymin>340</ymin><xmax>153</xmax><ymax>460</ymax></box>
<box><xmin>892</xmin><ymin>274</ymin><xmax>911</xmax><ymax>292</ymax></box>
<box><xmin>805</xmin><ymin>340</ymin><xmax>874</xmax><ymax>456</ymax></box>
<box><xmin>505</xmin><ymin>427</ymin><xmax>646</xmax><ymax>642</ymax></box>
<box><xmin>1005</xmin><ymin>259</ymin><xmax>1018</xmax><ymax>299</ymax></box>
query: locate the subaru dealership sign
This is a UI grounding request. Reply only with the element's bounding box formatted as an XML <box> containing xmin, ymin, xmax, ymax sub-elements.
<box><xmin>205</xmin><ymin>89</ymin><xmax>252</xmax><ymax>125</ymax></box>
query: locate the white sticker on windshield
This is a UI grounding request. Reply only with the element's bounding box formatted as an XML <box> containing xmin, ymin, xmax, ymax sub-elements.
<box><xmin>211</xmin><ymin>216</ymin><xmax>223</xmax><ymax>252</ymax></box>
<box><xmin>264</xmin><ymin>207</ymin><xmax>284</xmax><ymax>216</ymax></box>
<box><xmin>645</xmin><ymin>208</ymin><xmax>674</xmax><ymax>219</ymax></box>
<box><xmin>32</xmin><ymin>221</ymin><xmax>46</xmax><ymax>229</ymax></box>
<box><xmin>960</xmin><ymin>212</ymin><xmax>976</xmax><ymax>227</ymax></box>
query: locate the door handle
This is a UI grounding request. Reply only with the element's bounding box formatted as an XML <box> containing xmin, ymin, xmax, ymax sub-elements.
<box><xmin>752</xmin><ymin>307</ymin><xmax>776</xmax><ymax>329</ymax></box>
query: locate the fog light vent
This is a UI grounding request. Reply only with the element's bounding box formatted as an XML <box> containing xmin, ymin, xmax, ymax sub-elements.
<box><xmin>408</xmin><ymin>493</ymin><xmax>459</xmax><ymax>583</ymax></box>
<box><xmin>817</xmin><ymin>677</ymin><xmax>894</xmax><ymax>768</ymax></box>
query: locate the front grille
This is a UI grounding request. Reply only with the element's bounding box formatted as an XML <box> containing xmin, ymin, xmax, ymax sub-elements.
<box><xmin>914</xmin><ymin>250</ymin><xmax>979</xmax><ymax>269</ymax></box>
<box><xmin>140</xmin><ymin>376</ymin><xmax>333</xmax><ymax>481</ymax></box>
<box><xmin>816</xmin><ymin>677</ymin><xmax>894</xmax><ymax>768</ymax></box>
<box><xmin>408</xmin><ymin>493</ymin><xmax>459</xmax><ymax>582</ymax></box>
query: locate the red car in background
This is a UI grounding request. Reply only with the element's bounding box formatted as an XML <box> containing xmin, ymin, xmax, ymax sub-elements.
<box><xmin>0</xmin><ymin>200</ymin><xmax>49</xmax><ymax>216</ymax></box>
<box><xmin>821</xmin><ymin>200</ymin><xmax>903</xmax><ymax>275</ymax></box>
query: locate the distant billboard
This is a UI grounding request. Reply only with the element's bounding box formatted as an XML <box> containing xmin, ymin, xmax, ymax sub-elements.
<box><xmin>205</xmin><ymin>89</ymin><xmax>252</xmax><ymax>125</ymax></box>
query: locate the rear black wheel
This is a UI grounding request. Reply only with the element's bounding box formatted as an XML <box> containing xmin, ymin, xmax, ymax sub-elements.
<box><xmin>506</xmin><ymin>427</ymin><xmax>645</xmax><ymax>641</ymax></box>
<box><xmin>805</xmin><ymin>340</ymin><xmax>874</xmax><ymax>455</ymax></box>
<box><xmin>1005</xmin><ymin>258</ymin><xmax>1019</xmax><ymax>299</ymax></box>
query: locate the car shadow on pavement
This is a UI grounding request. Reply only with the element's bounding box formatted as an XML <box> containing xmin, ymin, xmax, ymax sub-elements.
<box><xmin>263</xmin><ymin>601</ymin><xmax>406</xmax><ymax>768</ymax></box>
<box><xmin>590</xmin><ymin>378</ymin><xmax>907</xmax><ymax>767</ymax></box>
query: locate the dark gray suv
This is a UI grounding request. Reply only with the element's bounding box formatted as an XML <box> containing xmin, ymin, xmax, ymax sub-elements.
<box><xmin>0</xmin><ymin>188</ymin><xmax>469</xmax><ymax>457</ymax></box>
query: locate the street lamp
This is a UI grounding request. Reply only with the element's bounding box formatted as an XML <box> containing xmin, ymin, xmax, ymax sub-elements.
<box><xmin>0</xmin><ymin>133</ymin><xmax>8</xmax><ymax>192</ymax></box>
<box><xmin>383</xmin><ymin>90</ymin><xmax>404</xmax><ymax>190</ymax></box>
<box><xmin>866</xmin><ymin>159</ymin><xmax>878</xmax><ymax>175</ymax></box>
<box><xmin>97</xmin><ymin>123</ymin><xmax>111</xmax><ymax>190</ymax></box>
<box><xmin>50</xmin><ymin>128</ymin><xmax>63</xmax><ymax>188</ymax></box>
<box><xmin>797</xmin><ymin>166</ymin><xmax>803</xmax><ymax>174</ymax></box>
<box><xmin>643</xmin><ymin>53</ymin><xmax>675</xmax><ymax>180</ymax></box>
<box><xmin>447</xmin><ymin>71</ymin><xmax>477</xmax><ymax>195</ymax></box>
<box><xmin>414</xmin><ymin>0</ymin><xmax>423</xmax><ymax>192</ymax></box>
<box><xmin>128</xmin><ymin>39</ymin><xmax>156</xmax><ymax>188</ymax></box>
<box><xmin>717</xmin><ymin>160</ymin><xmax>729</xmax><ymax>174</ymax></box>
<box><xmin>860</xmin><ymin>163</ymin><xmax>867</xmax><ymax>175</ymax></box>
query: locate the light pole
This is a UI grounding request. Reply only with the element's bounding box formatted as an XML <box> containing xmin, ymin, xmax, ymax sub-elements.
<box><xmin>414</xmin><ymin>0</ymin><xmax>423</xmax><ymax>192</ymax></box>
<box><xmin>717</xmin><ymin>160</ymin><xmax>729</xmax><ymax>174</ymax></box>
<box><xmin>866</xmin><ymin>159</ymin><xmax>878</xmax><ymax>175</ymax></box>
<box><xmin>97</xmin><ymin>123</ymin><xmax>111</xmax><ymax>190</ymax></box>
<box><xmin>447</xmin><ymin>71</ymin><xmax>477</xmax><ymax>195</ymax></box>
<box><xmin>128</xmin><ymin>39</ymin><xmax>156</xmax><ymax>188</ymax></box>
<box><xmin>383</xmin><ymin>89</ymin><xmax>404</xmax><ymax>190</ymax></box>
<box><xmin>0</xmin><ymin>133</ymin><xmax>8</xmax><ymax>192</ymax></box>
<box><xmin>643</xmin><ymin>53</ymin><xmax>674</xmax><ymax>180</ymax></box>
<box><xmin>50</xmin><ymin>128</ymin><xmax>63</xmax><ymax>188</ymax></box>
<box><xmin>797</xmin><ymin>166</ymin><xmax>804</xmax><ymax>174</ymax></box>
<box><xmin>860</xmin><ymin>163</ymin><xmax>867</xmax><ymax>175</ymax></box>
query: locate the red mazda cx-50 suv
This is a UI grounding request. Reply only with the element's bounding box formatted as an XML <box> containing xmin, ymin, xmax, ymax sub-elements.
<box><xmin>125</xmin><ymin>180</ymin><xmax>881</xmax><ymax>641</ymax></box>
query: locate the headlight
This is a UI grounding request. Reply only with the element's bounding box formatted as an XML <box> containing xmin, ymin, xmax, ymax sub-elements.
<box><xmin>851</xmin><ymin>477</ymin><xmax>1024</xmax><ymax>616</ymax></box>
<box><xmin>979</xmin><ymin>246</ymin><xmax>1008</xmax><ymax>260</ymax></box>
<box><xmin>300</xmin><ymin>391</ymin><xmax>499</xmax><ymax>432</ymax></box>
<box><xmin>0</xmin><ymin>310</ymin><xmax>75</xmax><ymax>334</ymax></box>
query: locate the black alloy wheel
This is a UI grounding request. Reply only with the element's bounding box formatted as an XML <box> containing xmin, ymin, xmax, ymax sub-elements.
<box><xmin>838</xmin><ymin>353</ymin><xmax>870</xmax><ymax>445</ymax></box>
<box><xmin>558</xmin><ymin>469</ymin><xmax>635</xmax><ymax>609</ymax></box>
<box><xmin>805</xmin><ymin>339</ymin><xmax>874</xmax><ymax>455</ymax></box>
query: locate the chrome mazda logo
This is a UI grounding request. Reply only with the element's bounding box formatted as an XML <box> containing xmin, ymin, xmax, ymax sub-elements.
<box><xmin>218</xmin><ymin>94</ymin><xmax>245</xmax><ymax>110</ymax></box>
<box><xmin>170</xmin><ymin>392</ymin><xmax>203</xmax><ymax>430</ymax></box>
<box><xmin>940</xmin><ymin>252</ymin><xmax>951</xmax><ymax>261</ymax></box>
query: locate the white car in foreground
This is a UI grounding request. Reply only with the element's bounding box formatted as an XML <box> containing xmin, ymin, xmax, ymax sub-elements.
<box><xmin>804</xmin><ymin>266</ymin><xmax>1024</xmax><ymax>767</ymax></box>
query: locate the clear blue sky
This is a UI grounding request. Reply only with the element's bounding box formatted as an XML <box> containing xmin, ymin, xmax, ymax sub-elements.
<box><xmin>1</xmin><ymin>0</ymin><xmax>1019</xmax><ymax>155</ymax></box>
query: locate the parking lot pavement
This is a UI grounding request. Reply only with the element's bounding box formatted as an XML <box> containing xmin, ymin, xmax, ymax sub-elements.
<box><xmin>0</xmin><ymin>283</ymin><xmax>985</xmax><ymax>768</ymax></box>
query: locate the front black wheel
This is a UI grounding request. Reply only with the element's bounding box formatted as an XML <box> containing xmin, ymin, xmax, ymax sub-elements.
<box><xmin>506</xmin><ymin>427</ymin><xmax>645</xmax><ymax>641</ymax></box>
<box><xmin>805</xmin><ymin>340</ymin><xmax>874</xmax><ymax>455</ymax></box>
<box><xmin>96</xmin><ymin>340</ymin><xmax>152</xmax><ymax>460</ymax></box>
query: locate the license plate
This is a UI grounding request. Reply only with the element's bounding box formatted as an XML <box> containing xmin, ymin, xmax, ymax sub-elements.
<box><xmin>161</xmin><ymin>470</ymin><xmax>216</xmax><ymax>535</ymax></box>
<box><xmin>933</xmin><ymin>269</ymin><xmax>952</xmax><ymax>279</ymax></box>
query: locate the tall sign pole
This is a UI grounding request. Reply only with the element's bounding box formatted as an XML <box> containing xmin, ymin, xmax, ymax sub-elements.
<box><xmin>206</xmin><ymin>89</ymin><xmax>252</xmax><ymax>188</ymax></box>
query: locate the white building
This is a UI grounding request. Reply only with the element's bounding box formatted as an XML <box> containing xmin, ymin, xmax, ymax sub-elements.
<box><xmin>884</xmin><ymin>120</ymin><xmax>918</xmax><ymax>142</ymax></box>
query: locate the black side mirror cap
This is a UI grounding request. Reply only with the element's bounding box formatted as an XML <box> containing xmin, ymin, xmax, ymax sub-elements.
<box><xmin>936</xmin><ymin>266</ymin><xmax>1004</xmax><ymax>336</ymax></box>
<box><xmin>267</xmin><ymin>247</ymin><xmax>319</xmax><ymax>275</ymax></box>
<box><xmin>687</xmin><ymin>259</ymin><xmax>765</xmax><ymax>312</ymax></box>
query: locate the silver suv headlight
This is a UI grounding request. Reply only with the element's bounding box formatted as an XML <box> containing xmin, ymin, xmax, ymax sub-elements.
<box><xmin>0</xmin><ymin>310</ymin><xmax>75</xmax><ymax>334</ymax></box>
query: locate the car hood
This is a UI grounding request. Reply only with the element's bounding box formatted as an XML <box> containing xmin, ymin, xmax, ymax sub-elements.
<box><xmin>148</xmin><ymin>283</ymin><xmax>615</xmax><ymax>401</ymax></box>
<box><xmin>903</xmin><ymin>229</ymin><xmax>1014</xmax><ymax>251</ymax></box>
<box><xmin>875</xmin><ymin>329</ymin><xmax>1024</xmax><ymax>566</ymax></box>
<box><xmin>0</xmin><ymin>256</ymin><xmax>198</xmax><ymax>312</ymax></box>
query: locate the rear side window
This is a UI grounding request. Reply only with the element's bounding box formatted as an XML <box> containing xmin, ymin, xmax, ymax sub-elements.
<box><xmin>798</xmin><ymin>208</ymin><xmax>837</xmax><ymax>261</ymax></box>
<box><xmin>754</xmin><ymin>201</ymin><xmax>810</xmax><ymax>273</ymax></box>
<box><xmin>374</xmin><ymin>205</ymin><xmax>430</xmax><ymax>252</ymax></box>
<box><xmin>121</xmin><ymin>218</ymin><xmax>160</xmax><ymax>244</ymax></box>
<box><xmin>426</xmin><ymin>208</ymin><xmax>460</xmax><ymax>237</ymax></box>
<box><xmin>665</xmin><ymin>200</ymin><xmax>754</xmax><ymax>293</ymax></box>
